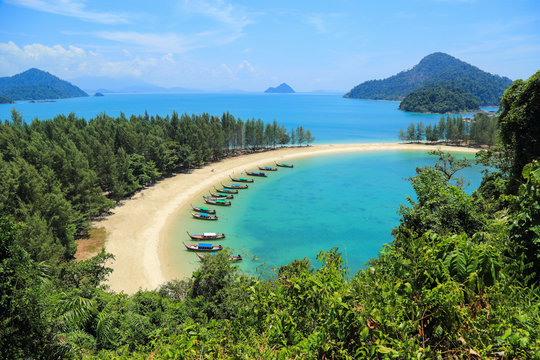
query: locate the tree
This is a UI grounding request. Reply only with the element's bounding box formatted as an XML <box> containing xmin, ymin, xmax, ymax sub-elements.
<box><xmin>498</xmin><ymin>70</ymin><xmax>540</xmax><ymax>192</ymax></box>
<box><xmin>406</xmin><ymin>122</ymin><xmax>416</xmax><ymax>142</ymax></box>
<box><xmin>305</xmin><ymin>129</ymin><xmax>315</xmax><ymax>145</ymax></box>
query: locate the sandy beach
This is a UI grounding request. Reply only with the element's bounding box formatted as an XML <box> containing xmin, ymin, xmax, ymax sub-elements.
<box><xmin>101</xmin><ymin>143</ymin><xmax>478</xmax><ymax>294</ymax></box>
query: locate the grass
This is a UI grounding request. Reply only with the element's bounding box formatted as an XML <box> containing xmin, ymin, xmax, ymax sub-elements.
<box><xmin>74</xmin><ymin>227</ymin><xmax>107</xmax><ymax>261</ymax></box>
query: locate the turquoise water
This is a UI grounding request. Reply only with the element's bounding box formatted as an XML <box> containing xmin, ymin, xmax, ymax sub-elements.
<box><xmin>172</xmin><ymin>150</ymin><xmax>483</xmax><ymax>276</ymax></box>
<box><xmin>0</xmin><ymin>93</ymin><xmax>493</xmax><ymax>143</ymax></box>
<box><xmin>1</xmin><ymin>93</ymin><xmax>488</xmax><ymax>275</ymax></box>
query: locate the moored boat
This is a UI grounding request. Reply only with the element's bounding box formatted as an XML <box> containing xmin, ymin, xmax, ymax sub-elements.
<box><xmin>229</xmin><ymin>175</ymin><xmax>254</xmax><ymax>183</ymax></box>
<box><xmin>184</xmin><ymin>243</ymin><xmax>223</xmax><ymax>252</ymax></box>
<box><xmin>203</xmin><ymin>197</ymin><xmax>232</xmax><ymax>206</ymax></box>
<box><xmin>245</xmin><ymin>170</ymin><xmax>267</xmax><ymax>177</ymax></box>
<box><xmin>191</xmin><ymin>212</ymin><xmax>218</xmax><ymax>220</ymax></box>
<box><xmin>214</xmin><ymin>187</ymin><xmax>238</xmax><ymax>194</ymax></box>
<box><xmin>191</xmin><ymin>205</ymin><xmax>216</xmax><ymax>214</ymax></box>
<box><xmin>275</xmin><ymin>161</ymin><xmax>294</xmax><ymax>168</ymax></box>
<box><xmin>187</xmin><ymin>231</ymin><xmax>226</xmax><ymax>240</ymax></box>
<box><xmin>259</xmin><ymin>166</ymin><xmax>277</xmax><ymax>171</ymax></box>
<box><xmin>222</xmin><ymin>182</ymin><xmax>248</xmax><ymax>189</ymax></box>
<box><xmin>210</xmin><ymin>192</ymin><xmax>234</xmax><ymax>199</ymax></box>
<box><xmin>196</xmin><ymin>253</ymin><xmax>242</xmax><ymax>261</ymax></box>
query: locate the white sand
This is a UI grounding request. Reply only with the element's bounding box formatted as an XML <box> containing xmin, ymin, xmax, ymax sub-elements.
<box><xmin>101</xmin><ymin>143</ymin><xmax>478</xmax><ymax>294</ymax></box>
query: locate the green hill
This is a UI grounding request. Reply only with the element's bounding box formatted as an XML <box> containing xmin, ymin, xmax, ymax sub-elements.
<box><xmin>0</xmin><ymin>68</ymin><xmax>88</xmax><ymax>101</ymax></box>
<box><xmin>344</xmin><ymin>52</ymin><xmax>512</xmax><ymax>105</ymax></box>
<box><xmin>399</xmin><ymin>84</ymin><xmax>480</xmax><ymax>113</ymax></box>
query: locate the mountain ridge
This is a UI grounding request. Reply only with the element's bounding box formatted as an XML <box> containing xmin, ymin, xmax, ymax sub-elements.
<box><xmin>344</xmin><ymin>52</ymin><xmax>512</xmax><ymax>106</ymax></box>
<box><xmin>0</xmin><ymin>68</ymin><xmax>88</xmax><ymax>101</ymax></box>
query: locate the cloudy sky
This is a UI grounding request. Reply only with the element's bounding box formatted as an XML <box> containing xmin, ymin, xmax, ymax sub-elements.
<box><xmin>1</xmin><ymin>0</ymin><xmax>539</xmax><ymax>91</ymax></box>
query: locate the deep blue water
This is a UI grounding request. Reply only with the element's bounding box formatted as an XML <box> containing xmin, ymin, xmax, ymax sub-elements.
<box><xmin>0</xmin><ymin>93</ymin><xmax>493</xmax><ymax>143</ymax></box>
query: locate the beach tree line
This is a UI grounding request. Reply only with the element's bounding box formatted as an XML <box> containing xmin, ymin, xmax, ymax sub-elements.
<box><xmin>0</xmin><ymin>110</ymin><xmax>312</xmax><ymax>264</ymax></box>
<box><xmin>398</xmin><ymin>113</ymin><xmax>498</xmax><ymax>146</ymax></box>
<box><xmin>2</xmin><ymin>71</ymin><xmax>540</xmax><ymax>359</ymax></box>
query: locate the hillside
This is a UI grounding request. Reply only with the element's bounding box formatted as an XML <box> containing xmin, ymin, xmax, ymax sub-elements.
<box><xmin>399</xmin><ymin>84</ymin><xmax>480</xmax><ymax>113</ymax></box>
<box><xmin>0</xmin><ymin>68</ymin><xmax>88</xmax><ymax>100</ymax></box>
<box><xmin>0</xmin><ymin>95</ymin><xmax>14</xmax><ymax>104</ymax></box>
<box><xmin>344</xmin><ymin>52</ymin><xmax>512</xmax><ymax>105</ymax></box>
<box><xmin>265</xmin><ymin>83</ymin><xmax>295</xmax><ymax>93</ymax></box>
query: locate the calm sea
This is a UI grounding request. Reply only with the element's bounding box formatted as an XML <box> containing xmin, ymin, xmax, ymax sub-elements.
<box><xmin>0</xmin><ymin>93</ymin><xmax>492</xmax><ymax>143</ymax></box>
<box><xmin>0</xmin><ymin>93</ymin><xmax>490</xmax><ymax>275</ymax></box>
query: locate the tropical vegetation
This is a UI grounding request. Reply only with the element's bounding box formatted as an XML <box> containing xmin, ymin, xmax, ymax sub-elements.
<box><xmin>398</xmin><ymin>113</ymin><xmax>499</xmax><ymax>146</ymax></box>
<box><xmin>399</xmin><ymin>85</ymin><xmax>480</xmax><ymax>113</ymax></box>
<box><xmin>1</xmin><ymin>71</ymin><xmax>540</xmax><ymax>359</ymax></box>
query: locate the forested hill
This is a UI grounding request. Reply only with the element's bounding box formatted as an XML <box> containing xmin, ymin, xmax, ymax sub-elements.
<box><xmin>399</xmin><ymin>84</ymin><xmax>480</xmax><ymax>113</ymax></box>
<box><xmin>0</xmin><ymin>68</ymin><xmax>88</xmax><ymax>101</ymax></box>
<box><xmin>344</xmin><ymin>52</ymin><xmax>512</xmax><ymax>105</ymax></box>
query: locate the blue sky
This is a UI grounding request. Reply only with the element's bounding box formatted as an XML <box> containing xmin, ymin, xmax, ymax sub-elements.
<box><xmin>0</xmin><ymin>0</ymin><xmax>539</xmax><ymax>91</ymax></box>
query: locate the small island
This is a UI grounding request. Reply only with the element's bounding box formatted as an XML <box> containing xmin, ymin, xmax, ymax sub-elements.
<box><xmin>95</xmin><ymin>92</ymin><xmax>104</xmax><ymax>97</ymax></box>
<box><xmin>398</xmin><ymin>85</ymin><xmax>480</xmax><ymax>113</ymax></box>
<box><xmin>265</xmin><ymin>83</ymin><xmax>295</xmax><ymax>93</ymax></box>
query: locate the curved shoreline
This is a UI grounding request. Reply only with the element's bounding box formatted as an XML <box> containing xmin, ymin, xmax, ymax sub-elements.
<box><xmin>102</xmin><ymin>143</ymin><xmax>478</xmax><ymax>294</ymax></box>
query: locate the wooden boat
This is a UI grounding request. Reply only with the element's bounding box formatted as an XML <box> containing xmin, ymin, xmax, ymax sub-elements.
<box><xmin>214</xmin><ymin>187</ymin><xmax>238</xmax><ymax>194</ymax></box>
<box><xmin>259</xmin><ymin>166</ymin><xmax>277</xmax><ymax>171</ymax></box>
<box><xmin>191</xmin><ymin>205</ymin><xmax>216</xmax><ymax>214</ymax></box>
<box><xmin>191</xmin><ymin>212</ymin><xmax>218</xmax><ymax>220</ymax></box>
<box><xmin>196</xmin><ymin>253</ymin><xmax>242</xmax><ymax>261</ymax></box>
<box><xmin>229</xmin><ymin>175</ymin><xmax>254</xmax><ymax>183</ymax></box>
<box><xmin>275</xmin><ymin>161</ymin><xmax>294</xmax><ymax>168</ymax></box>
<box><xmin>222</xmin><ymin>182</ymin><xmax>248</xmax><ymax>189</ymax></box>
<box><xmin>184</xmin><ymin>243</ymin><xmax>223</xmax><ymax>252</ymax></box>
<box><xmin>210</xmin><ymin>192</ymin><xmax>234</xmax><ymax>199</ymax></box>
<box><xmin>204</xmin><ymin>197</ymin><xmax>232</xmax><ymax>206</ymax></box>
<box><xmin>245</xmin><ymin>170</ymin><xmax>267</xmax><ymax>177</ymax></box>
<box><xmin>187</xmin><ymin>231</ymin><xmax>226</xmax><ymax>240</ymax></box>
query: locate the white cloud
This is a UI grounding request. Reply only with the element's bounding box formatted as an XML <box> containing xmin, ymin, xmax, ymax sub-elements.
<box><xmin>5</xmin><ymin>0</ymin><xmax>129</xmax><ymax>24</ymax></box>
<box><xmin>183</xmin><ymin>0</ymin><xmax>253</xmax><ymax>29</ymax></box>
<box><xmin>307</xmin><ymin>15</ymin><xmax>327</xmax><ymax>34</ymax></box>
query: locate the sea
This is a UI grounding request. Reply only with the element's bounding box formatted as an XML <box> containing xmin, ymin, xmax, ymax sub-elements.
<box><xmin>0</xmin><ymin>93</ymin><xmax>493</xmax><ymax>277</ymax></box>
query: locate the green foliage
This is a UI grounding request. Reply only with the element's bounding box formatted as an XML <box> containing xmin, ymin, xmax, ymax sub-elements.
<box><xmin>498</xmin><ymin>70</ymin><xmax>540</xmax><ymax>192</ymax></box>
<box><xmin>345</xmin><ymin>52</ymin><xmax>512</xmax><ymax>105</ymax></box>
<box><xmin>399</xmin><ymin>84</ymin><xmax>480</xmax><ymax>113</ymax></box>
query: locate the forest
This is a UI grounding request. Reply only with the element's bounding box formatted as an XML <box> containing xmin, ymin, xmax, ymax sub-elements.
<box><xmin>398</xmin><ymin>85</ymin><xmax>480</xmax><ymax>113</ymax></box>
<box><xmin>1</xmin><ymin>71</ymin><xmax>539</xmax><ymax>359</ymax></box>
<box><xmin>398</xmin><ymin>113</ymin><xmax>498</xmax><ymax>146</ymax></box>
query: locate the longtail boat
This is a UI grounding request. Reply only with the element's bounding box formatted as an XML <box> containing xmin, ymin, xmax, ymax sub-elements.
<box><xmin>275</xmin><ymin>161</ymin><xmax>294</xmax><ymax>168</ymax></box>
<box><xmin>229</xmin><ymin>175</ymin><xmax>254</xmax><ymax>183</ymax></box>
<box><xmin>184</xmin><ymin>243</ymin><xmax>223</xmax><ymax>252</ymax></box>
<box><xmin>191</xmin><ymin>212</ymin><xmax>218</xmax><ymax>220</ymax></box>
<box><xmin>222</xmin><ymin>183</ymin><xmax>248</xmax><ymax>189</ymax></box>
<box><xmin>259</xmin><ymin>166</ymin><xmax>277</xmax><ymax>171</ymax></box>
<box><xmin>196</xmin><ymin>253</ymin><xmax>242</xmax><ymax>261</ymax></box>
<box><xmin>245</xmin><ymin>170</ymin><xmax>267</xmax><ymax>177</ymax></box>
<box><xmin>187</xmin><ymin>231</ymin><xmax>226</xmax><ymax>240</ymax></box>
<box><xmin>214</xmin><ymin>187</ymin><xmax>238</xmax><ymax>194</ymax></box>
<box><xmin>210</xmin><ymin>192</ymin><xmax>234</xmax><ymax>199</ymax></box>
<box><xmin>191</xmin><ymin>205</ymin><xmax>216</xmax><ymax>214</ymax></box>
<box><xmin>204</xmin><ymin>197</ymin><xmax>232</xmax><ymax>206</ymax></box>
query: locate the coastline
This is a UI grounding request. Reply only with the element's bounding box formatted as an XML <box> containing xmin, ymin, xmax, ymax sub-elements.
<box><xmin>102</xmin><ymin>143</ymin><xmax>479</xmax><ymax>294</ymax></box>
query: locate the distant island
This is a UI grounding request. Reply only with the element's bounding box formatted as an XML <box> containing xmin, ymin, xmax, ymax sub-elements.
<box><xmin>0</xmin><ymin>68</ymin><xmax>88</xmax><ymax>101</ymax></box>
<box><xmin>399</xmin><ymin>84</ymin><xmax>480</xmax><ymax>113</ymax></box>
<box><xmin>0</xmin><ymin>95</ymin><xmax>14</xmax><ymax>104</ymax></box>
<box><xmin>344</xmin><ymin>52</ymin><xmax>512</xmax><ymax>113</ymax></box>
<box><xmin>95</xmin><ymin>92</ymin><xmax>104</xmax><ymax>97</ymax></box>
<box><xmin>265</xmin><ymin>83</ymin><xmax>295</xmax><ymax>93</ymax></box>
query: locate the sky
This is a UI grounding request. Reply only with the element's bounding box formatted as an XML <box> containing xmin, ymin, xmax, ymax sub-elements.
<box><xmin>0</xmin><ymin>0</ymin><xmax>539</xmax><ymax>92</ymax></box>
